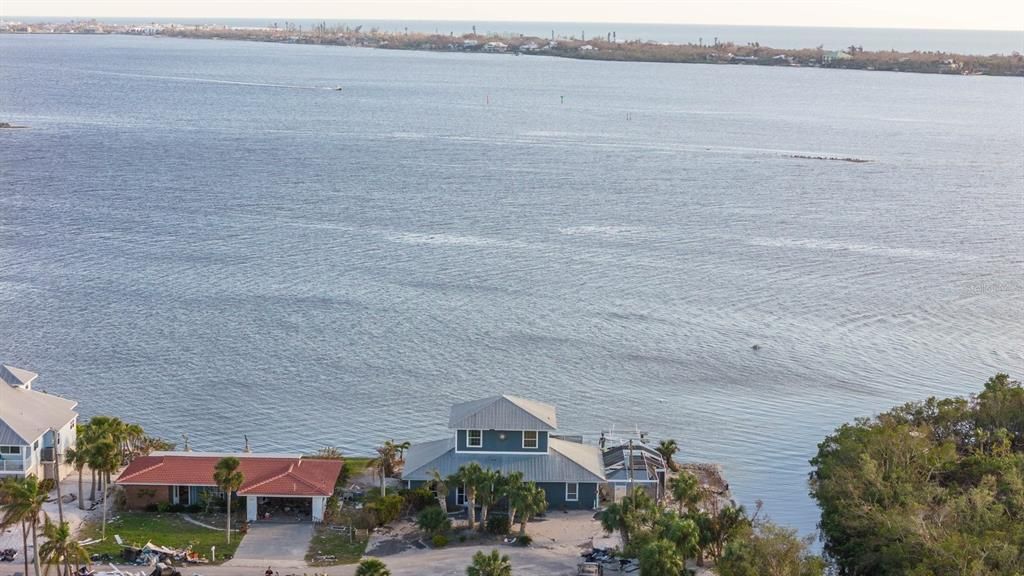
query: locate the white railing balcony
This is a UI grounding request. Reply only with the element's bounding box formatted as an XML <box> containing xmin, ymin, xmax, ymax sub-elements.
<box><xmin>0</xmin><ymin>459</ymin><xmax>26</xmax><ymax>472</ymax></box>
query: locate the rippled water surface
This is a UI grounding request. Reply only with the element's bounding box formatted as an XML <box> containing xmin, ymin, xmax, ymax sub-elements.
<box><xmin>2</xmin><ymin>34</ymin><xmax>1022</xmax><ymax>536</ymax></box>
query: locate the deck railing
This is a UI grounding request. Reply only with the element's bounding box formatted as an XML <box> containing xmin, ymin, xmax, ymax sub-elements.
<box><xmin>0</xmin><ymin>459</ymin><xmax>25</xmax><ymax>472</ymax></box>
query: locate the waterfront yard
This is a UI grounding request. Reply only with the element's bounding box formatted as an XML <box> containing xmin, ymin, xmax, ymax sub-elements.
<box><xmin>79</xmin><ymin>512</ymin><xmax>241</xmax><ymax>563</ymax></box>
<box><xmin>306</xmin><ymin>524</ymin><xmax>370</xmax><ymax>566</ymax></box>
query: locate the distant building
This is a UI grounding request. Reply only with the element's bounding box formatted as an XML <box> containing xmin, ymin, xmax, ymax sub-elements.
<box><xmin>822</xmin><ymin>50</ymin><xmax>853</xmax><ymax>63</ymax></box>
<box><xmin>579</xmin><ymin>44</ymin><xmax>597</xmax><ymax>51</ymax></box>
<box><xmin>403</xmin><ymin>395</ymin><xmax>606</xmax><ymax>510</ymax></box>
<box><xmin>0</xmin><ymin>365</ymin><xmax>78</xmax><ymax>480</ymax></box>
<box><xmin>482</xmin><ymin>41</ymin><xmax>508</xmax><ymax>53</ymax></box>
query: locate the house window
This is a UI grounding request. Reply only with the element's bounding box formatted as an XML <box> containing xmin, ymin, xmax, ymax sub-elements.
<box><xmin>523</xmin><ymin>431</ymin><xmax>539</xmax><ymax>449</ymax></box>
<box><xmin>566</xmin><ymin>483</ymin><xmax>579</xmax><ymax>502</ymax></box>
<box><xmin>0</xmin><ymin>446</ymin><xmax>19</xmax><ymax>455</ymax></box>
<box><xmin>467</xmin><ymin>430</ymin><xmax>483</xmax><ymax>448</ymax></box>
<box><xmin>455</xmin><ymin>485</ymin><xmax>466</xmax><ymax>506</ymax></box>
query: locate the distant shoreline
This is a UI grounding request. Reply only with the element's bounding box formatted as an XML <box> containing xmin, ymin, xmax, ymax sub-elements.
<box><xmin>3</xmin><ymin>19</ymin><xmax>1022</xmax><ymax>77</ymax></box>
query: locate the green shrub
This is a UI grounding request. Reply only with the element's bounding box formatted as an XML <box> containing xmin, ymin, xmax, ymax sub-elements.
<box><xmin>417</xmin><ymin>506</ymin><xmax>451</xmax><ymax>535</ymax></box>
<box><xmin>431</xmin><ymin>533</ymin><xmax>449</xmax><ymax>548</ymax></box>
<box><xmin>401</xmin><ymin>487</ymin><xmax>436</xmax><ymax>513</ymax></box>
<box><xmin>518</xmin><ymin>534</ymin><xmax>532</xmax><ymax>546</ymax></box>
<box><xmin>486</xmin><ymin>515</ymin><xmax>511</xmax><ymax>535</ymax></box>
<box><xmin>39</xmin><ymin>479</ymin><xmax>56</xmax><ymax>493</ymax></box>
<box><xmin>367</xmin><ymin>494</ymin><xmax>404</xmax><ymax>526</ymax></box>
<box><xmin>168</xmin><ymin>503</ymin><xmax>186</xmax><ymax>513</ymax></box>
<box><xmin>144</xmin><ymin>503</ymin><xmax>159</xmax><ymax>512</ymax></box>
<box><xmin>156</xmin><ymin>501</ymin><xmax>170</xmax><ymax>513</ymax></box>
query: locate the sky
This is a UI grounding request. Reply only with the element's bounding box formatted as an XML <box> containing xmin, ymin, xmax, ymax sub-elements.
<box><xmin>4</xmin><ymin>0</ymin><xmax>1024</xmax><ymax>31</ymax></box>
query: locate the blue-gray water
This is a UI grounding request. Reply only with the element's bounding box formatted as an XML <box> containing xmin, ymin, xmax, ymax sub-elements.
<box><xmin>1</xmin><ymin>34</ymin><xmax>1022</xmax><ymax>537</ymax></box>
<box><xmin>11</xmin><ymin>17</ymin><xmax>1024</xmax><ymax>54</ymax></box>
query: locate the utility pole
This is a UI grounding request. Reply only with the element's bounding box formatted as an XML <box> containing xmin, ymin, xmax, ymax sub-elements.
<box><xmin>52</xmin><ymin>429</ymin><xmax>64</xmax><ymax>524</ymax></box>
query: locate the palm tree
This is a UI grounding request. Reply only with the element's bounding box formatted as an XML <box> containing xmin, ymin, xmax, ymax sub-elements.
<box><xmin>38</xmin><ymin>518</ymin><xmax>89</xmax><ymax>576</ymax></box>
<box><xmin>213</xmin><ymin>457</ymin><xmax>244</xmax><ymax>544</ymax></box>
<box><xmin>502</xmin><ymin>471</ymin><xmax>524</xmax><ymax>525</ymax></box>
<box><xmin>354</xmin><ymin>558</ymin><xmax>391</xmax><ymax>576</ymax></box>
<box><xmin>448</xmin><ymin>463</ymin><xmax>484</xmax><ymax>531</ymax></box>
<box><xmin>63</xmin><ymin>434</ymin><xmax>88</xmax><ymax>512</ymax></box>
<box><xmin>669</xmin><ymin>471</ymin><xmax>702</xmax><ymax>514</ymax></box>
<box><xmin>427</xmin><ymin>469</ymin><xmax>448</xmax><ymax>513</ymax></box>
<box><xmin>0</xmin><ymin>475</ymin><xmax>48</xmax><ymax>576</ymax></box>
<box><xmin>369</xmin><ymin>442</ymin><xmax>400</xmax><ymax>497</ymax></box>
<box><xmin>656</xmin><ymin>511</ymin><xmax>700</xmax><ymax>563</ymax></box>
<box><xmin>656</xmin><ymin>439</ymin><xmax>679</xmax><ymax>471</ymax></box>
<box><xmin>475</xmin><ymin>468</ymin><xmax>501</xmax><ymax>531</ymax></box>
<box><xmin>600</xmin><ymin>489</ymin><xmax>657</xmax><ymax>549</ymax></box>
<box><xmin>393</xmin><ymin>441</ymin><xmax>411</xmax><ymax>461</ymax></box>
<box><xmin>510</xmin><ymin>481</ymin><xmax>546</xmax><ymax>537</ymax></box>
<box><xmin>466</xmin><ymin>550</ymin><xmax>512</xmax><ymax>576</ymax></box>
<box><xmin>639</xmin><ymin>538</ymin><xmax>684</xmax><ymax>576</ymax></box>
<box><xmin>90</xmin><ymin>438</ymin><xmax>120</xmax><ymax>541</ymax></box>
<box><xmin>1</xmin><ymin>477</ymin><xmax>35</xmax><ymax>576</ymax></box>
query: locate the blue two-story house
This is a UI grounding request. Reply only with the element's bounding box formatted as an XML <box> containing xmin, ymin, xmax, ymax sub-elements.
<box><xmin>403</xmin><ymin>395</ymin><xmax>606</xmax><ymax>510</ymax></box>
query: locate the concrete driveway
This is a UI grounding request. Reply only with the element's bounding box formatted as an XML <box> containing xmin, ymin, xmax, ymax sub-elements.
<box><xmin>226</xmin><ymin>523</ymin><xmax>314</xmax><ymax>567</ymax></box>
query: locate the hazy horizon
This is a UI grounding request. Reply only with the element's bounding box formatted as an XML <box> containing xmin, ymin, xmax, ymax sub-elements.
<box><xmin>5</xmin><ymin>0</ymin><xmax>1024</xmax><ymax>32</ymax></box>
<box><xmin>6</xmin><ymin>14</ymin><xmax>1024</xmax><ymax>34</ymax></box>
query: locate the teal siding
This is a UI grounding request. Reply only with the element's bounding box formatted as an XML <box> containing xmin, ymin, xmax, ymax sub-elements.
<box><xmin>456</xmin><ymin>430</ymin><xmax>548</xmax><ymax>453</ymax></box>
<box><xmin>537</xmin><ymin>482</ymin><xmax>599</xmax><ymax>510</ymax></box>
<box><xmin>407</xmin><ymin>480</ymin><xmax>598</xmax><ymax>512</ymax></box>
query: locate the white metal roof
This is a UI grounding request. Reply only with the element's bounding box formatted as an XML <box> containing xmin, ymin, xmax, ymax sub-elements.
<box><xmin>448</xmin><ymin>395</ymin><xmax>558</xmax><ymax>431</ymax></box>
<box><xmin>0</xmin><ymin>372</ymin><xmax>78</xmax><ymax>445</ymax></box>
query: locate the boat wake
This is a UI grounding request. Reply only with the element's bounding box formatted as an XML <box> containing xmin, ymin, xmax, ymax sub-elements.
<box><xmin>82</xmin><ymin>69</ymin><xmax>335</xmax><ymax>91</ymax></box>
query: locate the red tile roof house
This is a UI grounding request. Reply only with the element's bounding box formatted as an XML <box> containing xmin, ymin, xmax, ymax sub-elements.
<box><xmin>116</xmin><ymin>452</ymin><xmax>343</xmax><ymax>522</ymax></box>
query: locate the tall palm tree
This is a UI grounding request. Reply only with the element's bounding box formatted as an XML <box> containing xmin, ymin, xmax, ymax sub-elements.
<box><xmin>213</xmin><ymin>457</ymin><xmax>244</xmax><ymax>544</ymax></box>
<box><xmin>656</xmin><ymin>439</ymin><xmax>679</xmax><ymax>472</ymax></box>
<box><xmin>502</xmin><ymin>471</ymin><xmax>524</xmax><ymax>526</ymax></box>
<box><xmin>369</xmin><ymin>442</ymin><xmax>400</xmax><ymax>497</ymax></box>
<box><xmin>466</xmin><ymin>549</ymin><xmax>512</xmax><ymax>576</ymax></box>
<box><xmin>38</xmin><ymin>518</ymin><xmax>89</xmax><ymax>576</ymax></box>
<box><xmin>63</xmin><ymin>436</ymin><xmax>88</xmax><ymax>512</ymax></box>
<box><xmin>511</xmin><ymin>481</ymin><xmax>547</xmax><ymax>537</ymax></box>
<box><xmin>600</xmin><ymin>489</ymin><xmax>658</xmax><ymax>549</ymax></box>
<box><xmin>393</xmin><ymin>441</ymin><xmax>411</xmax><ymax>462</ymax></box>
<box><xmin>0</xmin><ymin>475</ymin><xmax>48</xmax><ymax>576</ymax></box>
<box><xmin>475</xmin><ymin>468</ymin><xmax>501</xmax><ymax>531</ymax></box>
<box><xmin>1</xmin><ymin>477</ymin><xmax>33</xmax><ymax>576</ymax></box>
<box><xmin>91</xmin><ymin>438</ymin><xmax>120</xmax><ymax>540</ymax></box>
<box><xmin>354</xmin><ymin>558</ymin><xmax>391</xmax><ymax>576</ymax></box>
<box><xmin>427</xmin><ymin>469</ymin><xmax>448</xmax><ymax>513</ymax></box>
<box><xmin>669</xmin><ymin>471</ymin><xmax>701</xmax><ymax>514</ymax></box>
<box><xmin>448</xmin><ymin>463</ymin><xmax>484</xmax><ymax>531</ymax></box>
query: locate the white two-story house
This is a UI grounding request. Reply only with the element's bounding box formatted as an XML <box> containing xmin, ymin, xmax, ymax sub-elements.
<box><xmin>0</xmin><ymin>364</ymin><xmax>79</xmax><ymax>480</ymax></box>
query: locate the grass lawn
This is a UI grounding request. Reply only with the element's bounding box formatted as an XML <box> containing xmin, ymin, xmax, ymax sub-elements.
<box><xmin>345</xmin><ymin>457</ymin><xmax>372</xmax><ymax>477</ymax></box>
<box><xmin>306</xmin><ymin>525</ymin><xmax>368</xmax><ymax>566</ymax></box>
<box><xmin>79</xmin><ymin>512</ymin><xmax>241</xmax><ymax>564</ymax></box>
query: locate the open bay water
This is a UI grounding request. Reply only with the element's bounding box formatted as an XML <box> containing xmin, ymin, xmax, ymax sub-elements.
<box><xmin>1</xmin><ymin>34</ymin><xmax>1022</xmax><ymax>536</ymax></box>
